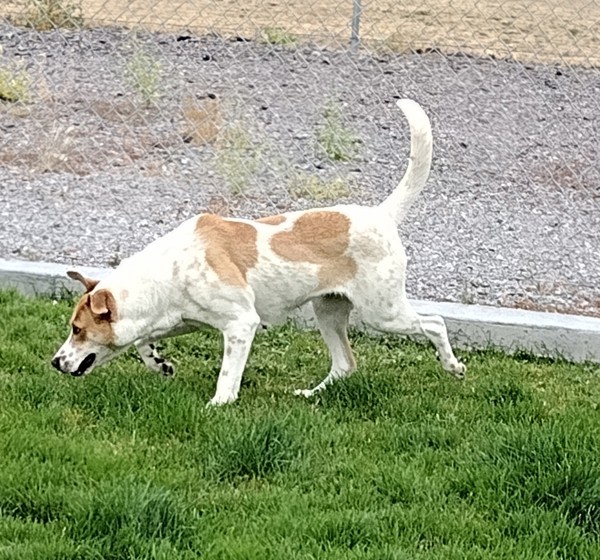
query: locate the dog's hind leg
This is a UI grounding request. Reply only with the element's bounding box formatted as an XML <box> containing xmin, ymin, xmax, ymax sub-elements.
<box><xmin>295</xmin><ymin>294</ymin><xmax>357</xmax><ymax>398</ymax></box>
<box><xmin>362</xmin><ymin>297</ymin><xmax>465</xmax><ymax>378</ymax></box>
<box><xmin>136</xmin><ymin>342</ymin><xmax>175</xmax><ymax>376</ymax></box>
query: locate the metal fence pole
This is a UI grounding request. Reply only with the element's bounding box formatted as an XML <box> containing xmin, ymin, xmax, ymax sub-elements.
<box><xmin>350</xmin><ymin>0</ymin><xmax>362</xmax><ymax>51</ymax></box>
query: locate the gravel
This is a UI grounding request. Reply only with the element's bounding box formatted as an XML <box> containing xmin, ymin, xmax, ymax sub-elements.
<box><xmin>0</xmin><ymin>24</ymin><xmax>599</xmax><ymax>315</ymax></box>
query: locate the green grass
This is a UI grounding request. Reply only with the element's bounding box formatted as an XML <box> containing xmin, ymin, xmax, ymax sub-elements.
<box><xmin>288</xmin><ymin>173</ymin><xmax>351</xmax><ymax>201</ymax></box>
<box><xmin>215</xmin><ymin>120</ymin><xmax>261</xmax><ymax>196</ymax></box>
<box><xmin>1</xmin><ymin>290</ymin><xmax>600</xmax><ymax>558</ymax></box>
<box><xmin>259</xmin><ymin>27</ymin><xmax>297</xmax><ymax>46</ymax></box>
<box><xmin>316</xmin><ymin>100</ymin><xmax>359</xmax><ymax>162</ymax></box>
<box><xmin>0</xmin><ymin>65</ymin><xmax>30</xmax><ymax>103</ymax></box>
<box><xmin>125</xmin><ymin>45</ymin><xmax>163</xmax><ymax>105</ymax></box>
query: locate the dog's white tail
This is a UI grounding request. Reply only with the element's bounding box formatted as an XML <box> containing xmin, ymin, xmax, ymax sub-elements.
<box><xmin>379</xmin><ymin>99</ymin><xmax>433</xmax><ymax>224</ymax></box>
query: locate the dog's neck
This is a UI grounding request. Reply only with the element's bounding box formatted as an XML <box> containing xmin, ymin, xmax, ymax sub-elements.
<box><xmin>98</xmin><ymin>264</ymin><xmax>186</xmax><ymax>347</ymax></box>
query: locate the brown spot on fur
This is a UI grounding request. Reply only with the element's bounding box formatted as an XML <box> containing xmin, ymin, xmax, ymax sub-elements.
<box><xmin>70</xmin><ymin>292</ymin><xmax>117</xmax><ymax>347</ymax></box>
<box><xmin>195</xmin><ymin>214</ymin><xmax>258</xmax><ymax>287</ymax></box>
<box><xmin>270</xmin><ymin>211</ymin><xmax>357</xmax><ymax>290</ymax></box>
<box><xmin>256</xmin><ymin>214</ymin><xmax>286</xmax><ymax>225</ymax></box>
<box><xmin>120</xmin><ymin>289</ymin><xmax>129</xmax><ymax>301</ymax></box>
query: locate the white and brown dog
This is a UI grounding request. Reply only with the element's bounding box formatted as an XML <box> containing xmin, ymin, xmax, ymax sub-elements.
<box><xmin>52</xmin><ymin>99</ymin><xmax>465</xmax><ymax>405</ymax></box>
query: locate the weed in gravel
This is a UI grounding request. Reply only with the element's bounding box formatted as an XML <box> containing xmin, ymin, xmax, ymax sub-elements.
<box><xmin>458</xmin><ymin>280</ymin><xmax>477</xmax><ymax>305</ymax></box>
<box><xmin>125</xmin><ymin>46</ymin><xmax>162</xmax><ymax>105</ymax></box>
<box><xmin>259</xmin><ymin>27</ymin><xmax>296</xmax><ymax>46</ymax></box>
<box><xmin>21</xmin><ymin>0</ymin><xmax>83</xmax><ymax>30</ymax></box>
<box><xmin>0</xmin><ymin>64</ymin><xmax>30</xmax><ymax>103</ymax></box>
<box><xmin>288</xmin><ymin>172</ymin><xmax>351</xmax><ymax>201</ymax></box>
<box><xmin>182</xmin><ymin>94</ymin><xmax>222</xmax><ymax>146</ymax></box>
<box><xmin>215</xmin><ymin>120</ymin><xmax>260</xmax><ymax>196</ymax></box>
<box><xmin>316</xmin><ymin>100</ymin><xmax>359</xmax><ymax>162</ymax></box>
<box><xmin>36</xmin><ymin>124</ymin><xmax>75</xmax><ymax>173</ymax></box>
<box><xmin>204</xmin><ymin>195</ymin><xmax>231</xmax><ymax>216</ymax></box>
<box><xmin>107</xmin><ymin>248</ymin><xmax>122</xmax><ymax>268</ymax></box>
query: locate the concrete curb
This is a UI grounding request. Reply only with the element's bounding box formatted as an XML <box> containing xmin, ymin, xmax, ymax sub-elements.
<box><xmin>2</xmin><ymin>258</ymin><xmax>599</xmax><ymax>364</ymax></box>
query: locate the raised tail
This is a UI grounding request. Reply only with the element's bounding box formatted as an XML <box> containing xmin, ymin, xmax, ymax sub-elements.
<box><xmin>379</xmin><ymin>99</ymin><xmax>433</xmax><ymax>224</ymax></box>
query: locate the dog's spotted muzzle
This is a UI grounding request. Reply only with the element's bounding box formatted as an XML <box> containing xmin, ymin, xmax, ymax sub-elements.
<box><xmin>51</xmin><ymin>352</ymin><xmax>97</xmax><ymax>377</ymax></box>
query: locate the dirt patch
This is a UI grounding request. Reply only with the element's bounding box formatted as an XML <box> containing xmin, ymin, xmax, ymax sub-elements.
<box><xmin>2</xmin><ymin>0</ymin><xmax>600</xmax><ymax>66</ymax></box>
<box><xmin>0</xmin><ymin>96</ymin><xmax>179</xmax><ymax>175</ymax></box>
<box><xmin>533</xmin><ymin>159</ymin><xmax>600</xmax><ymax>196</ymax></box>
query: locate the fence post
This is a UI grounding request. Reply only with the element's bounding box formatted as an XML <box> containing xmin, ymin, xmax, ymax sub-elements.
<box><xmin>350</xmin><ymin>0</ymin><xmax>362</xmax><ymax>52</ymax></box>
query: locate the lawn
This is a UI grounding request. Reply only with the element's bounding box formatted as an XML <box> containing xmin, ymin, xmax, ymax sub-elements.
<box><xmin>0</xmin><ymin>290</ymin><xmax>600</xmax><ymax>559</ymax></box>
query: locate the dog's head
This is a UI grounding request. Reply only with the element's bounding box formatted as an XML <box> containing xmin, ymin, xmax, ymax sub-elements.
<box><xmin>51</xmin><ymin>271</ymin><xmax>121</xmax><ymax>377</ymax></box>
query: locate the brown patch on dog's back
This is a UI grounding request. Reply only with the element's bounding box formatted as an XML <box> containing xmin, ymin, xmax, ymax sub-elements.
<box><xmin>70</xmin><ymin>292</ymin><xmax>116</xmax><ymax>347</ymax></box>
<box><xmin>270</xmin><ymin>211</ymin><xmax>357</xmax><ymax>289</ymax></box>
<box><xmin>195</xmin><ymin>214</ymin><xmax>258</xmax><ymax>287</ymax></box>
<box><xmin>256</xmin><ymin>214</ymin><xmax>286</xmax><ymax>225</ymax></box>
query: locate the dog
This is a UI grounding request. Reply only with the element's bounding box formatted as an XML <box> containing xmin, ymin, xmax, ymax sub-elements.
<box><xmin>52</xmin><ymin>99</ymin><xmax>465</xmax><ymax>405</ymax></box>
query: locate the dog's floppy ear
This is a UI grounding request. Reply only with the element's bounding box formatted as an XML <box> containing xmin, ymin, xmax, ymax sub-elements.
<box><xmin>89</xmin><ymin>289</ymin><xmax>117</xmax><ymax>319</ymax></box>
<box><xmin>67</xmin><ymin>270</ymin><xmax>100</xmax><ymax>293</ymax></box>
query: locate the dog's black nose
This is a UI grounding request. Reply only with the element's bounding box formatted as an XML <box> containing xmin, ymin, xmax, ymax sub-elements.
<box><xmin>51</xmin><ymin>356</ymin><xmax>62</xmax><ymax>371</ymax></box>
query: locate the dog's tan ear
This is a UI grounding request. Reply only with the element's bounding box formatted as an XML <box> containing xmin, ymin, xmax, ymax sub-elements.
<box><xmin>89</xmin><ymin>289</ymin><xmax>117</xmax><ymax>319</ymax></box>
<box><xmin>67</xmin><ymin>270</ymin><xmax>100</xmax><ymax>293</ymax></box>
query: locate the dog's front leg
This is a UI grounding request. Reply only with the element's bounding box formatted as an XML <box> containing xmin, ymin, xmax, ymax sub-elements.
<box><xmin>209</xmin><ymin>314</ymin><xmax>260</xmax><ymax>406</ymax></box>
<box><xmin>136</xmin><ymin>342</ymin><xmax>175</xmax><ymax>376</ymax></box>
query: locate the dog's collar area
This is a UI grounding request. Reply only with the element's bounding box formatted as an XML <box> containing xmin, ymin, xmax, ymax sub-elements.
<box><xmin>72</xmin><ymin>353</ymin><xmax>96</xmax><ymax>376</ymax></box>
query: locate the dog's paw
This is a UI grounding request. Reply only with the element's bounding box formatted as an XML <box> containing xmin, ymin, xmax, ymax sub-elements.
<box><xmin>449</xmin><ymin>361</ymin><xmax>467</xmax><ymax>379</ymax></box>
<box><xmin>142</xmin><ymin>344</ymin><xmax>175</xmax><ymax>377</ymax></box>
<box><xmin>294</xmin><ymin>388</ymin><xmax>315</xmax><ymax>398</ymax></box>
<box><xmin>159</xmin><ymin>361</ymin><xmax>175</xmax><ymax>377</ymax></box>
<box><xmin>207</xmin><ymin>392</ymin><xmax>238</xmax><ymax>407</ymax></box>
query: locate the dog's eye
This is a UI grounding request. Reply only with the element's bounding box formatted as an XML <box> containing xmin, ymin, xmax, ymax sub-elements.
<box><xmin>72</xmin><ymin>325</ymin><xmax>81</xmax><ymax>335</ymax></box>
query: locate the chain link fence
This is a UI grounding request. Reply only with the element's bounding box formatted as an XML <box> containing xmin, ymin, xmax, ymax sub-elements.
<box><xmin>0</xmin><ymin>1</ymin><xmax>599</xmax><ymax>316</ymax></box>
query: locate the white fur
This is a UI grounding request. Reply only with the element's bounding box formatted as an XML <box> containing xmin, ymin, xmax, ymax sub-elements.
<box><xmin>52</xmin><ymin>99</ymin><xmax>465</xmax><ymax>405</ymax></box>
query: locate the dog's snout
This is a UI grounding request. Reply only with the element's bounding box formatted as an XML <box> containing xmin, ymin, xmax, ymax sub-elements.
<box><xmin>51</xmin><ymin>356</ymin><xmax>62</xmax><ymax>371</ymax></box>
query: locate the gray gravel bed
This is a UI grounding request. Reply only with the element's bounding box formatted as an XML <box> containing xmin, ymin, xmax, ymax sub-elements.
<box><xmin>0</xmin><ymin>24</ymin><xmax>599</xmax><ymax>315</ymax></box>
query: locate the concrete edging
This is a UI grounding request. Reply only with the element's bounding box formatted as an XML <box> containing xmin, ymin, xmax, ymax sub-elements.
<box><xmin>2</xmin><ymin>257</ymin><xmax>599</xmax><ymax>364</ymax></box>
